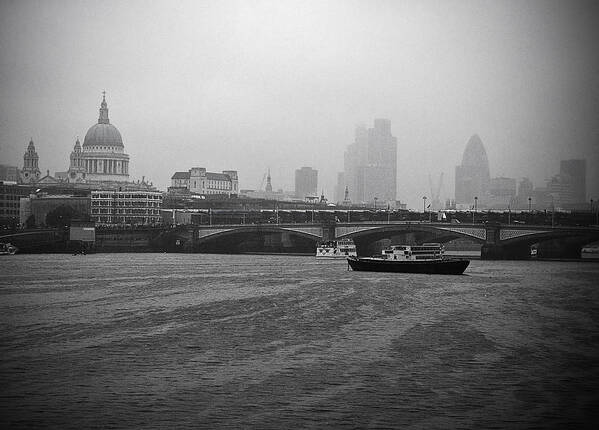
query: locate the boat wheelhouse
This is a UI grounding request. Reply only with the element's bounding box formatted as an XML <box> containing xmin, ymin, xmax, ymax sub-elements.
<box><xmin>380</xmin><ymin>243</ymin><xmax>445</xmax><ymax>261</ymax></box>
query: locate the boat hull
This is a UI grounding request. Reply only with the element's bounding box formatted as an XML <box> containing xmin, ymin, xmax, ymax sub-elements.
<box><xmin>347</xmin><ymin>257</ymin><xmax>470</xmax><ymax>274</ymax></box>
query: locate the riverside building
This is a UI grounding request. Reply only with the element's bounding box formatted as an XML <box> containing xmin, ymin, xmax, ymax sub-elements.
<box><xmin>170</xmin><ymin>168</ymin><xmax>238</xmax><ymax>196</ymax></box>
<box><xmin>90</xmin><ymin>190</ymin><xmax>163</xmax><ymax>226</ymax></box>
<box><xmin>1</xmin><ymin>182</ymin><xmax>34</xmax><ymax>227</ymax></box>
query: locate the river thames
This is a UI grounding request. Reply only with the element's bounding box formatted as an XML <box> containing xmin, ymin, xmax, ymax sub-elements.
<box><xmin>1</xmin><ymin>254</ymin><xmax>598</xmax><ymax>429</ymax></box>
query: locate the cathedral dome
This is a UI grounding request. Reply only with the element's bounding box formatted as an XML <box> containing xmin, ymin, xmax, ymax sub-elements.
<box><xmin>83</xmin><ymin>123</ymin><xmax>123</xmax><ymax>148</ymax></box>
<box><xmin>82</xmin><ymin>94</ymin><xmax>124</xmax><ymax>149</ymax></box>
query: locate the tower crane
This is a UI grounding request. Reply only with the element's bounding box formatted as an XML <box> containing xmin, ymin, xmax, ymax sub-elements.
<box><xmin>258</xmin><ymin>173</ymin><xmax>266</xmax><ymax>191</ymax></box>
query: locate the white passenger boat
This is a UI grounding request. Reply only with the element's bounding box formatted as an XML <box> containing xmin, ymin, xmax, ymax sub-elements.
<box><xmin>316</xmin><ymin>238</ymin><xmax>357</xmax><ymax>258</ymax></box>
<box><xmin>348</xmin><ymin>243</ymin><xmax>470</xmax><ymax>274</ymax></box>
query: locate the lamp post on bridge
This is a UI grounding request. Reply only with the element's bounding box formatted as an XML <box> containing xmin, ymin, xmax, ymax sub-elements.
<box><xmin>472</xmin><ymin>196</ymin><xmax>478</xmax><ymax>224</ymax></box>
<box><xmin>422</xmin><ymin>196</ymin><xmax>427</xmax><ymax>221</ymax></box>
<box><xmin>551</xmin><ymin>195</ymin><xmax>555</xmax><ymax>228</ymax></box>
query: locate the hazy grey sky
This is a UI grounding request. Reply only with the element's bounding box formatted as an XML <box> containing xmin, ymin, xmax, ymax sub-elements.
<box><xmin>1</xmin><ymin>0</ymin><xmax>597</xmax><ymax>209</ymax></box>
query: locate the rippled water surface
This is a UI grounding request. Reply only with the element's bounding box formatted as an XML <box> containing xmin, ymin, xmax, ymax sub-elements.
<box><xmin>1</xmin><ymin>254</ymin><xmax>598</xmax><ymax>429</ymax></box>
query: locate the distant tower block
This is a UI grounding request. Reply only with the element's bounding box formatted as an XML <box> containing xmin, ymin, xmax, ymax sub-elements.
<box><xmin>428</xmin><ymin>172</ymin><xmax>444</xmax><ymax>211</ymax></box>
<box><xmin>265</xmin><ymin>168</ymin><xmax>273</xmax><ymax>193</ymax></box>
<box><xmin>341</xmin><ymin>119</ymin><xmax>397</xmax><ymax>204</ymax></box>
<box><xmin>560</xmin><ymin>159</ymin><xmax>586</xmax><ymax>204</ymax></box>
<box><xmin>295</xmin><ymin>166</ymin><xmax>318</xmax><ymax>199</ymax></box>
<box><xmin>455</xmin><ymin>134</ymin><xmax>490</xmax><ymax>206</ymax></box>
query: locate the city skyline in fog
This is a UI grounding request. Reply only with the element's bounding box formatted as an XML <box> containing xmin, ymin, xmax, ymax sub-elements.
<box><xmin>1</xmin><ymin>0</ymin><xmax>598</xmax><ymax>209</ymax></box>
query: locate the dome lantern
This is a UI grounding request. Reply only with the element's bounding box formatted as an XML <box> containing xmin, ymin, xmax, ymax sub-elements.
<box><xmin>83</xmin><ymin>93</ymin><xmax>124</xmax><ymax>149</ymax></box>
<box><xmin>98</xmin><ymin>91</ymin><xmax>109</xmax><ymax>124</ymax></box>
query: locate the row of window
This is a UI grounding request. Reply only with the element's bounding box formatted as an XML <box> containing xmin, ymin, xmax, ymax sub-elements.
<box><xmin>204</xmin><ymin>190</ymin><xmax>231</xmax><ymax>194</ymax></box>
<box><xmin>0</xmin><ymin>208</ymin><xmax>19</xmax><ymax>215</ymax></box>
<box><xmin>92</xmin><ymin>201</ymin><xmax>161</xmax><ymax>207</ymax></box>
<box><xmin>92</xmin><ymin>193</ymin><xmax>162</xmax><ymax>199</ymax></box>
<box><xmin>208</xmin><ymin>180</ymin><xmax>231</xmax><ymax>189</ymax></box>
<box><xmin>190</xmin><ymin>181</ymin><xmax>232</xmax><ymax>190</ymax></box>
<box><xmin>92</xmin><ymin>216</ymin><xmax>161</xmax><ymax>223</ymax></box>
<box><xmin>88</xmin><ymin>146</ymin><xmax>121</xmax><ymax>152</ymax></box>
<box><xmin>0</xmin><ymin>194</ymin><xmax>23</xmax><ymax>200</ymax></box>
<box><xmin>91</xmin><ymin>208</ymin><xmax>161</xmax><ymax>215</ymax></box>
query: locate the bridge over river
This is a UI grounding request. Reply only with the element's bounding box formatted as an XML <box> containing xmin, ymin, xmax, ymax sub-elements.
<box><xmin>2</xmin><ymin>221</ymin><xmax>598</xmax><ymax>259</ymax></box>
<box><xmin>170</xmin><ymin>221</ymin><xmax>599</xmax><ymax>259</ymax></box>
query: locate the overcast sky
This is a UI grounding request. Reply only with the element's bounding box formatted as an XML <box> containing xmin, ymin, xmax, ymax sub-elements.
<box><xmin>1</xmin><ymin>0</ymin><xmax>597</xmax><ymax>209</ymax></box>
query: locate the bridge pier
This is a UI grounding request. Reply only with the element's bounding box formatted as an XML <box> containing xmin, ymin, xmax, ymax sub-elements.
<box><xmin>480</xmin><ymin>225</ymin><xmax>531</xmax><ymax>260</ymax></box>
<box><xmin>322</xmin><ymin>221</ymin><xmax>336</xmax><ymax>242</ymax></box>
<box><xmin>480</xmin><ymin>243</ymin><xmax>530</xmax><ymax>260</ymax></box>
<box><xmin>536</xmin><ymin>238</ymin><xmax>583</xmax><ymax>259</ymax></box>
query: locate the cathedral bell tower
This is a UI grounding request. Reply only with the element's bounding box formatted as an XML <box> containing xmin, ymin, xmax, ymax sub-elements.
<box><xmin>21</xmin><ymin>138</ymin><xmax>41</xmax><ymax>183</ymax></box>
<box><xmin>68</xmin><ymin>138</ymin><xmax>86</xmax><ymax>182</ymax></box>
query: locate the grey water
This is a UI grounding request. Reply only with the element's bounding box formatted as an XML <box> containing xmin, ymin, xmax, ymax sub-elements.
<box><xmin>1</xmin><ymin>254</ymin><xmax>598</xmax><ymax>429</ymax></box>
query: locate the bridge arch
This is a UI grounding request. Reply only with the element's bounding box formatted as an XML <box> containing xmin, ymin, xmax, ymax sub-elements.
<box><xmin>499</xmin><ymin>229</ymin><xmax>599</xmax><ymax>247</ymax></box>
<box><xmin>336</xmin><ymin>223</ymin><xmax>486</xmax><ymax>241</ymax></box>
<box><xmin>335</xmin><ymin>223</ymin><xmax>486</xmax><ymax>256</ymax></box>
<box><xmin>0</xmin><ymin>229</ymin><xmax>66</xmax><ymax>253</ymax></box>
<box><xmin>496</xmin><ymin>228</ymin><xmax>599</xmax><ymax>259</ymax></box>
<box><xmin>193</xmin><ymin>224</ymin><xmax>322</xmax><ymax>253</ymax></box>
